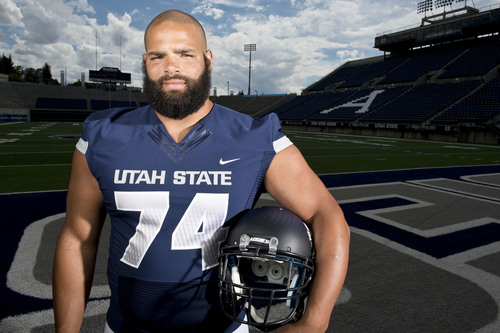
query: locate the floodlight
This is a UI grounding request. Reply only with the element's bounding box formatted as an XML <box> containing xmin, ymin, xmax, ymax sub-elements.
<box><xmin>435</xmin><ymin>0</ymin><xmax>453</xmax><ymax>8</ymax></box>
<box><xmin>417</xmin><ymin>0</ymin><xmax>433</xmax><ymax>14</ymax></box>
<box><xmin>244</xmin><ymin>44</ymin><xmax>256</xmax><ymax>52</ymax></box>
<box><xmin>244</xmin><ymin>44</ymin><xmax>257</xmax><ymax>95</ymax></box>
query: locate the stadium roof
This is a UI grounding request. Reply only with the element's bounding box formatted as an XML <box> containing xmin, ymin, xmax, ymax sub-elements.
<box><xmin>375</xmin><ymin>5</ymin><xmax>500</xmax><ymax>52</ymax></box>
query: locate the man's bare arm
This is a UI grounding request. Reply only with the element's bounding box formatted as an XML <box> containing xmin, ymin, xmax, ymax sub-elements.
<box><xmin>264</xmin><ymin>145</ymin><xmax>350</xmax><ymax>332</ymax></box>
<box><xmin>52</xmin><ymin>150</ymin><xmax>106</xmax><ymax>332</ymax></box>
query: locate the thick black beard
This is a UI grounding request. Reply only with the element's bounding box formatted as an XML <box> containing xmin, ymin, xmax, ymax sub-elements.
<box><xmin>143</xmin><ymin>57</ymin><xmax>211</xmax><ymax>120</ymax></box>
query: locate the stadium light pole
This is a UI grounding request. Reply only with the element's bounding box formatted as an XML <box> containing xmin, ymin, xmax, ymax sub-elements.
<box><xmin>244</xmin><ymin>44</ymin><xmax>256</xmax><ymax>95</ymax></box>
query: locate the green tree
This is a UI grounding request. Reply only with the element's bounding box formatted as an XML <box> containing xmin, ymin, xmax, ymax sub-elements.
<box><xmin>0</xmin><ymin>54</ymin><xmax>15</xmax><ymax>74</ymax></box>
<box><xmin>41</xmin><ymin>62</ymin><xmax>52</xmax><ymax>83</ymax></box>
<box><xmin>23</xmin><ymin>67</ymin><xmax>41</xmax><ymax>83</ymax></box>
<box><xmin>8</xmin><ymin>65</ymin><xmax>24</xmax><ymax>82</ymax></box>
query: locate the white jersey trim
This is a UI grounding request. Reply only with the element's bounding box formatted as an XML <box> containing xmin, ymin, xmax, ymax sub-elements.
<box><xmin>273</xmin><ymin>136</ymin><xmax>293</xmax><ymax>153</ymax></box>
<box><xmin>76</xmin><ymin>138</ymin><xmax>89</xmax><ymax>154</ymax></box>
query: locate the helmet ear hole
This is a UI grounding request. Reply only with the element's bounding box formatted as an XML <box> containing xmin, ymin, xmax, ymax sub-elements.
<box><xmin>252</xmin><ymin>260</ymin><xmax>269</xmax><ymax>277</ymax></box>
<box><xmin>268</xmin><ymin>262</ymin><xmax>285</xmax><ymax>282</ymax></box>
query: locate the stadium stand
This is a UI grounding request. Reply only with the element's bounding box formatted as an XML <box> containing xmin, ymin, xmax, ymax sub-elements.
<box><xmin>35</xmin><ymin>98</ymin><xmax>87</xmax><ymax>110</ymax></box>
<box><xmin>210</xmin><ymin>94</ymin><xmax>295</xmax><ymax>118</ymax></box>
<box><xmin>278</xmin><ymin>91</ymin><xmax>355</xmax><ymax>121</ymax></box>
<box><xmin>305</xmin><ymin>64</ymin><xmax>367</xmax><ymax>92</ymax></box>
<box><xmin>431</xmin><ymin>78</ymin><xmax>500</xmax><ymax>124</ymax></box>
<box><xmin>272</xmin><ymin>4</ymin><xmax>500</xmax><ymax>144</ymax></box>
<box><xmin>378</xmin><ymin>47</ymin><xmax>466</xmax><ymax>84</ymax></box>
<box><xmin>438</xmin><ymin>39</ymin><xmax>500</xmax><ymax>78</ymax></box>
<box><xmin>309</xmin><ymin>86</ymin><xmax>411</xmax><ymax>122</ymax></box>
<box><xmin>359</xmin><ymin>80</ymin><xmax>482</xmax><ymax>123</ymax></box>
<box><xmin>337</xmin><ymin>56</ymin><xmax>406</xmax><ymax>88</ymax></box>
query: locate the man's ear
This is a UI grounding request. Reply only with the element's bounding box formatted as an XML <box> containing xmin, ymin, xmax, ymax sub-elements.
<box><xmin>205</xmin><ymin>49</ymin><xmax>213</xmax><ymax>69</ymax></box>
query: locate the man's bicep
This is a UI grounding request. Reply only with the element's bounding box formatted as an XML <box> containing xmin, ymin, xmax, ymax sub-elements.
<box><xmin>264</xmin><ymin>145</ymin><xmax>336</xmax><ymax>223</ymax></box>
<box><xmin>63</xmin><ymin>149</ymin><xmax>106</xmax><ymax>243</ymax></box>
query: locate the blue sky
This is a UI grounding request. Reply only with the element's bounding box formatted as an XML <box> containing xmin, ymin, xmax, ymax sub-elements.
<box><xmin>0</xmin><ymin>0</ymin><xmax>498</xmax><ymax>95</ymax></box>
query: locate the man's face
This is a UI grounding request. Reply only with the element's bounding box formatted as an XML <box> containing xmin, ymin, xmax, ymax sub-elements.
<box><xmin>142</xmin><ymin>20</ymin><xmax>213</xmax><ymax>119</ymax></box>
<box><xmin>143</xmin><ymin>56</ymin><xmax>211</xmax><ymax>119</ymax></box>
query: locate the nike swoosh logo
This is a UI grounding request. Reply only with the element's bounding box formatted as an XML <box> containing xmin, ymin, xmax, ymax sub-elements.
<box><xmin>219</xmin><ymin>158</ymin><xmax>241</xmax><ymax>165</ymax></box>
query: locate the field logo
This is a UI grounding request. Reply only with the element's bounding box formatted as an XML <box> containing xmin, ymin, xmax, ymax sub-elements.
<box><xmin>321</xmin><ymin>89</ymin><xmax>385</xmax><ymax>114</ymax></box>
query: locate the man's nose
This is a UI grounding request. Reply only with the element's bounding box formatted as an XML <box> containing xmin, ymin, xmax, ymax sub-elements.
<box><xmin>163</xmin><ymin>56</ymin><xmax>180</xmax><ymax>74</ymax></box>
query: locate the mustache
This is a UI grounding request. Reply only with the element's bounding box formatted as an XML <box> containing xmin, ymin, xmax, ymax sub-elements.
<box><xmin>157</xmin><ymin>74</ymin><xmax>190</xmax><ymax>83</ymax></box>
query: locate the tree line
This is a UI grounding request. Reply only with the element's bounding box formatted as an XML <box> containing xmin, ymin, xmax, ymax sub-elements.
<box><xmin>0</xmin><ymin>54</ymin><xmax>61</xmax><ymax>85</ymax></box>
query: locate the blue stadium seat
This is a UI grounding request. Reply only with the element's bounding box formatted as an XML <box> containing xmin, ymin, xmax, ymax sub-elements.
<box><xmin>35</xmin><ymin>97</ymin><xmax>87</xmax><ymax>110</ymax></box>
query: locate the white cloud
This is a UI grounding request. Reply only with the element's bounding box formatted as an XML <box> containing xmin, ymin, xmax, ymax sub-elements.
<box><xmin>0</xmin><ymin>0</ymin><xmax>23</xmax><ymax>26</ymax></box>
<box><xmin>67</xmin><ymin>0</ymin><xmax>95</xmax><ymax>14</ymax></box>
<box><xmin>192</xmin><ymin>3</ymin><xmax>225</xmax><ymax>20</ymax></box>
<box><xmin>337</xmin><ymin>49</ymin><xmax>362</xmax><ymax>61</ymax></box>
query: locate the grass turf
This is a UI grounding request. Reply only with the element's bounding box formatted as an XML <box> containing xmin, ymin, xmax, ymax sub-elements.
<box><xmin>1</xmin><ymin>122</ymin><xmax>499</xmax><ymax>193</ymax></box>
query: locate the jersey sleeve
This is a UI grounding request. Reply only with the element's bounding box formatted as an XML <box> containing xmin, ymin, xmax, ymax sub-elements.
<box><xmin>268</xmin><ymin>112</ymin><xmax>293</xmax><ymax>153</ymax></box>
<box><xmin>76</xmin><ymin>117</ymin><xmax>91</xmax><ymax>155</ymax></box>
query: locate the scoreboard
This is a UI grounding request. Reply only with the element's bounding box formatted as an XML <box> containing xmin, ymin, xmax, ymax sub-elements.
<box><xmin>89</xmin><ymin>67</ymin><xmax>131</xmax><ymax>84</ymax></box>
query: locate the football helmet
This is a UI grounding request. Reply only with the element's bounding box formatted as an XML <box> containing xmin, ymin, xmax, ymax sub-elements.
<box><xmin>218</xmin><ymin>206</ymin><xmax>315</xmax><ymax>331</ymax></box>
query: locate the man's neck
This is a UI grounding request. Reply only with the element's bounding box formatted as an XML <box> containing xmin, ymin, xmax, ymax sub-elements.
<box><xmin>155</xmin><ymin>99</ymin><xmax>213</xmax><ymax>143</ymax></box>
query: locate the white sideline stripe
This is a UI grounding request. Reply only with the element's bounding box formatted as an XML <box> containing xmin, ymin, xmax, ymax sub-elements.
<box><xmin>0</xmin><ymin>151</ymin><xmax>75</xmax><ymax>154</ymax></box>
<box><xmin>0</xmin><ymin>163</ymin><xmax>72</xmax><ymax>168</ymax></box>
<box><xmin>6</xmin><ymin>213</ymin><xmax>110</xmax><ymax>300</ymax></box>
<box><xmin>408</xmin><ymin>178</ymin><xmax>500</xmax><ymax>202</ymax></box>
<box><xmin>0</xmin><ymin>122</ymin><xmax>24</xmax><ymax>126</ymax></box>
<box><xmin>462</xmin><ymin>173</ymin><xmax>500</xmax><ymax>187</ymax></box>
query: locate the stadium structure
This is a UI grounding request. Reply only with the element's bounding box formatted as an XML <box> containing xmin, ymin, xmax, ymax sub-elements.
<box><xmin>0</xmin><ymin>2</ymin><xmax>498</xmax><ymax>144</ymax></box>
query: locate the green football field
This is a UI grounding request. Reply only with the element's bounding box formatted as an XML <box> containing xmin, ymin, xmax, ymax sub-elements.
<box><xmin>1</xmin><ymin>121</ymin><xmax>499</xmax><ymax>194</ymax></box>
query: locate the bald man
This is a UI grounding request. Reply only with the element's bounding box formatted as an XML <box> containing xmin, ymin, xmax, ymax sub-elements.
<box><xmin>53</xmin><ymin>10</ymin><xmax>349</xmax><ymax>333</ymax></box>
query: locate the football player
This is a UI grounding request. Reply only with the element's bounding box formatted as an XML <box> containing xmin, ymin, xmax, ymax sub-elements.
<box><xmin>52</xmin><ymin>9</ymin><xmax>349</xmax><ymax>333</ymax></box>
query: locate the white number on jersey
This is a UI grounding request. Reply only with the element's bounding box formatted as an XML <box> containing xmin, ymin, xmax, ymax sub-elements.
<box><xmin>115</xmin><ymin>191</ymin><xmax>229</xmax><ymax>270</ymax></box>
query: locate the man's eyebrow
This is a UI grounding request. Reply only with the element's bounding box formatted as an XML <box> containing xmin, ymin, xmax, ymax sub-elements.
<box><xmin>146</xmin><ymin>49</ymin><xmax>196</xmax><ymax>56</ymax></box>
<box><xmin>176</xmin><ymin>48</ymin><xmax>196</xmax><ymax>54</ymax></box>
<box><xmin>146</xmin><ymin>51</ymin><xmax>165</xmax><ymax>57</ymax></box>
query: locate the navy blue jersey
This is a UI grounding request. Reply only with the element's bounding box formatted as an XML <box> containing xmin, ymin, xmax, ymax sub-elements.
<box><xmin>76</xmin><ymin>104</ymin><xmax>292</xmax><ymax>332</ymax></box>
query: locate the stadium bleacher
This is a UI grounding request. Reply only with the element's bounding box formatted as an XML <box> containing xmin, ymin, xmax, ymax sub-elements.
<box><xmin>277</xmin><ymin>33</ymin><xmax>499</xmax><ymax>127</ymax></box>
<box><xmin>305</xmin><ymin>64</ymin><xmax>367</xmax><ymax>92</ymax></box>
<box><xmin>431</xmin><ymin>78</ymin><xmax>500</xmax><ymax>124</ymax></box>
<box><xmin>359</xmin><ymin>80</ymin><xmax>482</xmax><ymax>123</ymax></box>
<box><xmin>268</xmin><ymin>5</ymin><xmax>500</xmax><ymax>144</ymax></box>
<box><xmin>35</xmin><ymin>97</ymin><xmax>87</xmax><ymax>110</ymax></box>
<box><xmin>337</xmin><ymin>56</ymin><xmax>406</xmax><ymax>88</ymax></box>
<box><xmin>309</xmin><ymin>86</ymin><xmax>410</xmax><ymax>122</ymax></box>
<box><xmin>379</xmin><ymin>47</ymin><xmax>465</xmax><ymax>84</ymax></box>
<box><xmin>278</xmin><ymin>91</ymin><xmax>355</xmax><ymax>121</ymax></box>
<box><xmin>438</xmin><ymin>39</ymin><xmax>500</xmax><ymax>78</ymax></box>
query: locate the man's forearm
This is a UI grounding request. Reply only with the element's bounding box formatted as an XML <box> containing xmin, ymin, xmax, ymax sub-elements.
<box><xmin>53</xmin><ymin>230</ymin><xmax>98</xmax><ymax>332</ymax></box>
<box><xmin>303</xmin><ymin>208</ymin><xmax>350</xmax><ymax>331</ymax></box>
